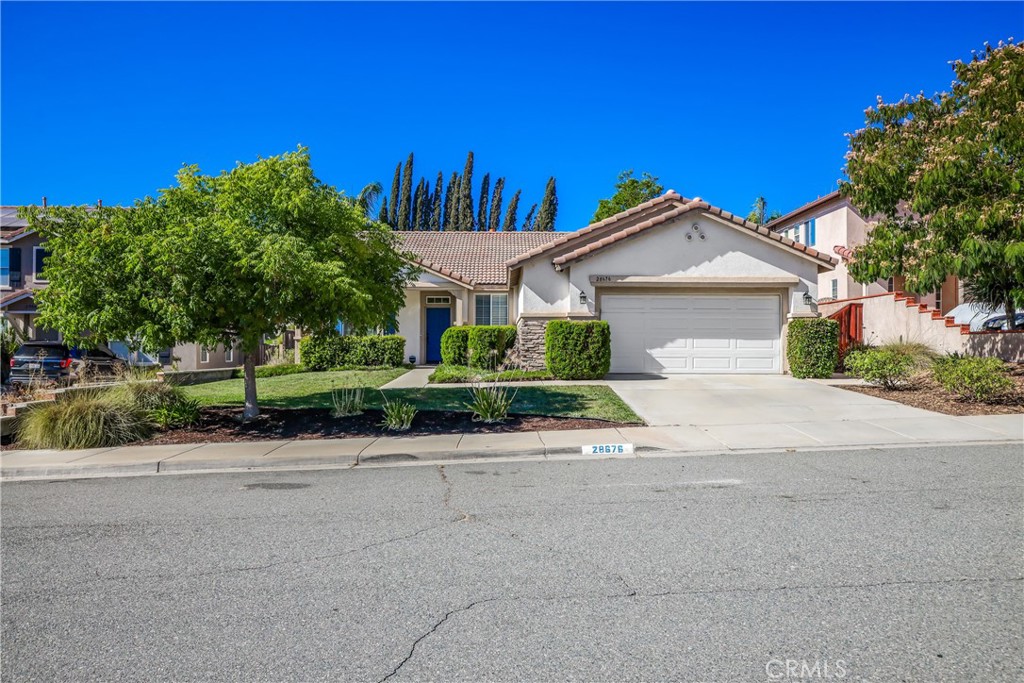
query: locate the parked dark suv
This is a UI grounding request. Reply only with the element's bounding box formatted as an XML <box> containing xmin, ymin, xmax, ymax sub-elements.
<box><xmin>8</xmin><ymin>342</ymin><xmax>75</xmax><ymax>385</ymax></box>
<box><xmin>7</xmin><ymin>343</ymin><xmax>129</xmax><ymax>385</ymax></box>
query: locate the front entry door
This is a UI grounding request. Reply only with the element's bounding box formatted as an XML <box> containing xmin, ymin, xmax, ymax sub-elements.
<box><xmin>425</xmin><ymin>307</ymin><xmax>452</xmax><ymax>364</ymax></box>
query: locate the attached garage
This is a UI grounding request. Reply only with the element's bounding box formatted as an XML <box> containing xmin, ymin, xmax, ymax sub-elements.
<box><xmin>601</xmin><ymin>293</ymin><xmax>782</xmax><ymax>374</ymax></box>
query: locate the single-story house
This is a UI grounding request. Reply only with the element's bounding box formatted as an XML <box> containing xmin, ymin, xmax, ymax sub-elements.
<box><xmin>397</xmin><ymin>191</ymin><xmax>837</xmax><ymax>374</ymax></box>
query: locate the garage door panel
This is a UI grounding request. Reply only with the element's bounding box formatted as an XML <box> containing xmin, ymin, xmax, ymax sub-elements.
<box><xmin>602</xmin><ymin>294</ymin><xmax>781</xmax><ymax>375</ymax></box>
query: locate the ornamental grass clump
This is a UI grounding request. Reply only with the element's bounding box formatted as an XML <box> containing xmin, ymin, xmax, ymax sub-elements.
<box><xmin>465</xmin><ymin>383</ymin><xmax>518</xmax><ymax>423</ymax></box>
<box><xmin>379</xmin><ymin>394</ymin><xmax>417</xmax><ymax>431</ymax></box>
<box><xmin>330</xmin><ymin>385</ymin><xmax>365</xmax><ymax>418</ymax></box>
<box><xmin>17</xmin><ymin>390</ymin><xmax>153</xmax><ymax>450</ymax></box>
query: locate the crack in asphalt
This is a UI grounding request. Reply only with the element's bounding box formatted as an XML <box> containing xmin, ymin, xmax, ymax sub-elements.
<box><xmin>373</xmin><ymin>574</ymin><xmax>1023</xmax><ymax>681</ymax></box>
<box><xmin>376</xmin><ymin>598</ymin><xmax>499</xmax><ymax>683</ymax></box>
<box><xmin>3</xmin><ymin>520</ymin><xmax>452</xmax><ymax>604</ymax></box>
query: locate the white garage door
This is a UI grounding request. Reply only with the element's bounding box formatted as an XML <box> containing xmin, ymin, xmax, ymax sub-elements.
<box><xmin>601</xmin><ymin>294</ymin><xmax>781</xmax><ymax>374</ymax></box>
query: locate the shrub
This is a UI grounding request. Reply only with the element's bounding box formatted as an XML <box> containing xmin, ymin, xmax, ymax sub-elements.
<box><xmin>787</xmin><ymin>318</ymin><xmax>839</xmax><ymax>379</ymax></box>
<box><xmin>440</xmin><ymin>327</ymin><xmax>471</xmax><ymax>366</ymax></box>
<box><xmin>331</xmin><ymin>386</ymin><xmax>365</xmax><ymax>417</ymax></box>
<box><xmin>18</xmin><ymin>391</ymin><xmax>153</xmax><ymax>450</ymax></box>
<box><xmin>151</xmin><ymin>398</ymin><xmax>202</xmax><ymax>429</ymax></box>
<box><xmin>932</xmin><ymin>355</ymin><xmax>1014</xmax><ymax>401</ymax></box>
<box><xmin>379</xmin><ymin>396</ymin><xmax>416</xmax><ymax>431</ymax></box>
<box><xmin>844</xmin><ymin>347</ymin><xmax>917</xmax><ymax>389</ymax></box>
<box><xmin>465</xmin><ymin>384</ymin><xmax>517</xmax><ymax>423</ymax></box>
<box><xmin>299</xmin><ymin>334</ymin><xmax>405</xmax><ymax>370</ymax></box>
<box><xmin>545</xmin><ymin>320</ymin><xmax>611</xmax><ymax>380</ymax></box>
<box><xmin>467</xmin><ymin>325</ymin><xmax>517</xmax><ymax>370</ymax></box>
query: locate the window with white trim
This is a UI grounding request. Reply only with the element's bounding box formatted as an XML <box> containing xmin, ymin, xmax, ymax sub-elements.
<box><xmin>831</xmin><ymin>279</ymin><xmax>838</xmax><ymax>299</ymax></box>
<box><xmin>200</xmin><ymin>347</ymin><xmax>210</xmax><ymax>363</ymax></box>
<box><xmin>474</xmin><ymin>293</ymin><xmax>508</xmax><ymax>326</ymax></box>
<box><xmin>224</xmin><ymin>345</ymin><xmax>233</xmax><ymax>363</ymax></box>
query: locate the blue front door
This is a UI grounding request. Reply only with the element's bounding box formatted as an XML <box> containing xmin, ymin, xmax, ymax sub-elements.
<box><xmin>425</xmin><ymin>307</ymin><xmax>451</xmax><ymax>364</ymax></box>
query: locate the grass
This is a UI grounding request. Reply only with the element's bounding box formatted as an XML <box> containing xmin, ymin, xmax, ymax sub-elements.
<box><xmin>184</xmin><ymin>368</ymin><xmax>409</xmax><ymax>409</ymax></box>
<box><xmin>184</xmin><ymin>368</ymin><xmax>643</xmax><ymax>423</ymax></box>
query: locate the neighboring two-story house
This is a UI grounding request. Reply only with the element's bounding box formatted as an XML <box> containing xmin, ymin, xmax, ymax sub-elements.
<box><xmin>765</xmin><ymin>191</ymin><xmax>961</xmax><ymax>315</ymax></box>
<box><xmin>1</xmin><ymin>205</ymin><xmax>243</xmax><ymax>371</ymax></box>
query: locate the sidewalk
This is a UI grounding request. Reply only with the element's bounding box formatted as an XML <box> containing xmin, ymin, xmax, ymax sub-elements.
<box><xmin>2</xmin><ymin>414</ymin><xmax>1020</xmax><ymax>480</ymax></box>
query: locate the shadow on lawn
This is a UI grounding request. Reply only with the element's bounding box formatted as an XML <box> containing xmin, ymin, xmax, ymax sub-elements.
<box><xmin>252</xmin><ymin>385</ymin><xmax>637</xmax><ymax>422</ymax></box>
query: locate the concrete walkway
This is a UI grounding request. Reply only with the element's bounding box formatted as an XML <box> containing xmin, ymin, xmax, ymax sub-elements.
<box><xmin>2</xmin><ymin>413</ymin><xmax>1020</xmax><ymax>480</ymax></box>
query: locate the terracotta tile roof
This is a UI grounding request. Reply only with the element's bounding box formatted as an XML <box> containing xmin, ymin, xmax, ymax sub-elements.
<box><xmin>763</xmin><ymin>191</ymin><xmax>844</xmax><ymax>231</ymax></box>
<box><xmin>396</xmin><ymin>230</ymin><xmax>563</xmax><ymax>287</ymax></box>
<box><xmin>834</xmin><ymin>245</ymin><xmax>855</xmax><ymax>260</ymax></box>
<box><xmin>506</xmin><ymin>191</ymin><xmax>838</xmax><ymax>271</ymax></box>
<box><xmin>1</xmin><ymin>288</ymin><xmax>35</xmax><ymax>307</ymax></box>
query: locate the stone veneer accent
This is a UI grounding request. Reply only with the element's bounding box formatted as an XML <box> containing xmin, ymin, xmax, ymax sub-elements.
<box><xmin>514</xmin><ymin>317</ymin><xmax>553</xmax><ymax>370</ymax></box>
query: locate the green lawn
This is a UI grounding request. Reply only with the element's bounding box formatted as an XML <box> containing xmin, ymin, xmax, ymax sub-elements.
<box><xmin>184</xmin><ymin>369</ymin><xmax>643</xmax><ymax>424</ymax></box>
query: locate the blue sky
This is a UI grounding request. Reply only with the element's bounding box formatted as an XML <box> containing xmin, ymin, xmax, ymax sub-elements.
<box><xmin>1</xmin><ymin>2</ymin><xmax>1020</xmax><ymax>229</ymax></box>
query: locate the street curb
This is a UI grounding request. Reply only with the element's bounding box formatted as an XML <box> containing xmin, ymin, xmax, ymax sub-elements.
<box><xmin>2</xmin><ymin>438</ymin><xmax>1019</xmax><ymax>482</ymax></box>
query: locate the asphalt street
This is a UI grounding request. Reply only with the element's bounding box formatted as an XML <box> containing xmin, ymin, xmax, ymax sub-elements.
<box><xmin>2</xmin><ymin>444</ymin><xmax>1022</xmax><ymax>682</ymax></box>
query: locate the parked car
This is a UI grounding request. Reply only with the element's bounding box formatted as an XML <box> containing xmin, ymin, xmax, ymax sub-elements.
<box><xmin>981</xmin><ymin>313</ymin><xmax>1024</xmax><ymax>331</ymax></box>
<box><xmin>8</xmin><ymin>342</ymin><xmax>75</xmax><ymax>385</ymax></box>
<box><xmin>74</xmin><ymin>345</ymin><xmax>130</xmax><ymax>380</ymax></box>
<box><xmin>946</xmin><ymin>303</ymin><xmax>1024</xmax><ymax>332</ymax></box>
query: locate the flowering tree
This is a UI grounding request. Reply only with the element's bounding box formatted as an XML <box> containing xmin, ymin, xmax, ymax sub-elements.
<box><xmin>841</xmin><ymin>41</ymin><xmax>1024</xmax><ymax>328</ymax></box>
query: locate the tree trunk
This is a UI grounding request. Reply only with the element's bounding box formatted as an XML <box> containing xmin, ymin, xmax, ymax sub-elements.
<box><xmin>242</xmin><ymin>350</ymin><xmax>260</xmax><ymax>420</ymax></box>
<box><xmin>1006</xmin><ymin>300</ymin><xmax>1018</xmax><ymax>331</ymax></box>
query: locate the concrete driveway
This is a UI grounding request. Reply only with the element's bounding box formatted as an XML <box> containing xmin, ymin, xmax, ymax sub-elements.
<box><xmin>606</xmin><ymin>374</ymin><xmax>1023</xmax><ymax>450</ymax></box>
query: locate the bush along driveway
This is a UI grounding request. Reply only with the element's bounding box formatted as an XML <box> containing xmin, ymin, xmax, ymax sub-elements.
<box><xmin>156</xmin><ymin>369</ymin><xmax>644</xmax><ymax>445</ymax></box>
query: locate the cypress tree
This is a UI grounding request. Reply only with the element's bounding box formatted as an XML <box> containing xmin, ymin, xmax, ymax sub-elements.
<box><xmin>522</xmin><ymin>203</ymin><xmax>538</xmax><ymax>231</ymax></box>
<box><xmin>387</xmin><ymin>162</ymin><xmax>401</xmax><ymax>227</ymax></box>
<box><xmin>476</xmin><ymin>173</ymin><xmax>490</xmax><ymax>232</ymax></box>
<box><xmin>430</xmin><ymin>171</ymin><xmax>443</xmax><ymax>231</ymax></box>
<box><xmin>443</xmin><ymin>172</ymin><xmax>458</xmax><ymax>230</ymax></box>
<box><xmin>488</xmin><ymin>178</ymin><xmax>505</xmax><ymax>232</ymax></box>
<box><xmin>458</xmin><ymin>151</ymin><xmax>475</xmax><ymax>230</ymax></box>
<box><xmin>412</xmin><ymin>178</ymin><xmax>427</xmax><ymax>231</ymax></box>
<box><xmin>377</xmin><ymin>196</ymin><xmax>389</xmax><ymax>225</ymax></box>
<box><xmin>534</xmin><ymin>177</ymin><xmax>558</xmax><ymax>231</ymax></box>
<box><xmin>397</xmin><ymin>153</ymin><xmax>414</xmax><ymax>230</ymax></box>
<box><xmin>502</xmin><ymin>189</ymin><xmax>521</xmax><ymax>231</ymax></box>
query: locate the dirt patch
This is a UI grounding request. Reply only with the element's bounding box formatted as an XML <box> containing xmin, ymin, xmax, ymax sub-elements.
<box><xmin>142</xmin><ymin>407</ymin><xmax>632</xmax><ymax>445</ymax></box>
<box><xmin>841</xmin><ymin>371</ymin><xmax>1024</xmax><ymax>416</ymax></box>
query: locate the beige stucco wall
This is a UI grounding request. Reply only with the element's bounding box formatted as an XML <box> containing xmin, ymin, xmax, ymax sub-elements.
<box><xmin>518</xmin><ymin>213</ymin><xmax>825</xmax><ymax>320</ymax></box>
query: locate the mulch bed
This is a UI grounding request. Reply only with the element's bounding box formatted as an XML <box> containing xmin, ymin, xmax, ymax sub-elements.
<box><xmin>143</xmin><ymin>407</ymin><xmax>631</xmax><ymax>445</ymax></box>
<box><xmin>841</xmin><ymin>370</ymin><xmax>1024</xmax><ymax>416</ymax></box>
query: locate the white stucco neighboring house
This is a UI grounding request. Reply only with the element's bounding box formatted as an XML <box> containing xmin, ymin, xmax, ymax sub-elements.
<box><xmin>398</xmin><ymin>191</ymin><xmax>838</xmax><ymax>374</ymax></box>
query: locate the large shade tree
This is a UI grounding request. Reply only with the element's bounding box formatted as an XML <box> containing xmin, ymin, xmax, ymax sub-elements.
<box><xmin>23</xmin><ymin>147</ymin><xmax>413</xmax><ymax>418</ymax></box>
<box><xmin>591</xmin><ymin>170</ymin><xmax>664</xmax><ymax>223</ymax></box>
<box><xmin>841</xmin><ymin>40</ymin><xmax>1024</xmax><ymax>327</ymax></box>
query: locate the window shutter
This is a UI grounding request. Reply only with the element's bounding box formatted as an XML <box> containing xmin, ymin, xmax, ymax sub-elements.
<box><xmin>10</xmin><ymin>248</ymin><xmax>21</xmax><ymax>272</ymax></box>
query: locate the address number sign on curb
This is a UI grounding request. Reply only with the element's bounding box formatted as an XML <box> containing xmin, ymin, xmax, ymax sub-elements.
<box><xmin>582</xmin><ymin>443</ymin><xmax>635</xmax><ymax>455</ymax></box>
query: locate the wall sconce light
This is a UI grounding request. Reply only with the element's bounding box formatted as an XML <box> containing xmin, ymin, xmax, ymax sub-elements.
<box><xmin>802</xmin><ymin>293</ymin><xmax>815</xmax><ymax>306</ymax></box>
<box><xmin>579</xmin><ymin>291</ymin><xmax>588</xmax><ymax>305</ymax></box>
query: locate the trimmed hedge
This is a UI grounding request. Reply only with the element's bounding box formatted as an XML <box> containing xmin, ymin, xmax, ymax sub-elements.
<box><xmin>440</xmin><ymin>327</ymin><xmax>470</xmax><ymax>366</ymax></box>
<box><xmin>467</xmin><ymin>325</ymin><xmax>517</xmax><ymax>369</ymax></box>
<box><xmin>545</xmin><ymin>320</ymin><xmax>611</xmax><ymax>380</ymax></box>
<box><xmin>786</xmin><ymin>318</ymin><xmax>839</xmax><ymax>379</ymax></box>
<box><xmin>299</xmin><ymin>334</ymin><xmax>405</xmax><ymax>371</ymax></box>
